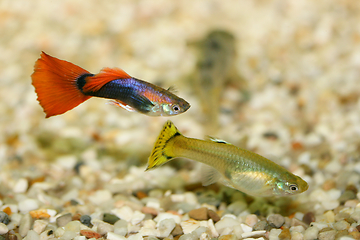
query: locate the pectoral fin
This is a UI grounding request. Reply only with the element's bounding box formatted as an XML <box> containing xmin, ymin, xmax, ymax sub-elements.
<box><xmin>201</xmin><ymin>164</ymin><xmax>222</xmax><ymax>186</ymax></box>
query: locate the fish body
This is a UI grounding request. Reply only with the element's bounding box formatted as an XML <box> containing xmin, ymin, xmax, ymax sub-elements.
<box><xmin>147</xmin><ymin>121</ymin><xmax>308</xmax><ymax>197</ymax></box>
<box><xmin>31</xmin><ymin>52</ymin><xmax>190</xmax><ymax>118</ymax></box>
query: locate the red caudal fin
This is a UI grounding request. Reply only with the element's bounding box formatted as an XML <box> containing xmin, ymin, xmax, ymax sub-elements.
<box><xmin>31</xmin><ymin>52</ymin><xmax>92</xmax><ymax>118</ymax></box>
<box><xmin>83</xmin><ymin>67</ymin><xmax>131</xmax><ymax>92</ymax></box>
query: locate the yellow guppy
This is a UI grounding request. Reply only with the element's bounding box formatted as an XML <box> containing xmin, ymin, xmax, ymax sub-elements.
<box><xmin>146</xmin><ymin>121</ymin><xmax>308</xmax><ymax>197</ymax></box>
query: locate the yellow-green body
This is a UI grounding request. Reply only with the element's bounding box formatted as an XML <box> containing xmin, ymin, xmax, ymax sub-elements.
<box><xmin>147</xmin><ymin>121</ymin><xmax>308</xmax><ymax>197</ymax></box>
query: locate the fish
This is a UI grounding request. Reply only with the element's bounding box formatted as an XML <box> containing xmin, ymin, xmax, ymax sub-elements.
<box><xmin>146</xmin><ymin>121</ymin><xmax>308</xmax><ymax>197</ymax></box>
<box><xmin>189</xmin><ymin>30</ymin><xmax>248</xmax><ymax>134</ymax></box>
<box><xmin>31</xmin><ymin>52</ymin><xmax>190</xmax><ymax>118</ymax></box>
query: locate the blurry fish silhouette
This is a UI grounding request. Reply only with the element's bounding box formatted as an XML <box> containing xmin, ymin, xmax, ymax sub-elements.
<box><xmin>31</xmin><ymin>52</ymin><xmax>190</xmax><ymax>118</ymax></box>
<box><xmin>189</xmin><ymin>30</ymin><xmax>248</xmax><ymax>134</ymax></box>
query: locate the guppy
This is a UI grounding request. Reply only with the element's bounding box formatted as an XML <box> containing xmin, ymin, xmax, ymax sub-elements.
<box><xmin>31</xmin><ymin>52</ymin><xmax>190</xmax><ymax>118</ymax></box>
<box><xmin>146</xmin><ymin>121</ymin><xmax>308</xmax><ymax>197</ymax></box>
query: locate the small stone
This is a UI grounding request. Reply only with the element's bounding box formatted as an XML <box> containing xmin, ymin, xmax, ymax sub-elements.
<box><xmin>207</xmin><ymin>209</ymin><xmax>220</xmax><ymax>222</ymax></box>
<box><xmin>215</xmin><ymin>217</ymin><xmax>240</xmax><ymax>235</ymax></box>
<box><xmin>13</xmin><ymin>178</ymin><xmax>29</xmax><ymax>193</ymax></box>
<box><xmin>241</xmin><ymin>230</ymin><xmax>266</xmax><ymax>238</ymax></box>
<box><xmin>88</xmin><ymin>190</ymin><xmax>113</xmax><ymax>206</ymax></box>
<box><xmin>97</xmin><ymin>221</ymin><xmax>114</xmax><ymax>235</ymax></box>
<box><xmin>103</xmin><ymin>213</ymin><xmax>120</xmax><ymax>225</ymax></box>
<box><xmin>26</xmin><ymin>230</ymin><xmax>40</xmax><ymax>240</ymax></box>
<box><xmin>245</xmin><ymin>214</ymin><xmax>258</xmax><ymax>227</ymax></box>
<box><xmin>218</xmin><ymin>234</ymin><xmax>237</xmax><ymax>240</ymax></box>
<box><xmin>80</xmin><ymin>215</ymin><xmax>92</xmax><ymax>227</ymax></box>
<box><xmin>267</xmin><ymin>214</ymin><xmax>285</xmax><ymax>228</ymax></box>
<box><xmin>171</xmin><ymin>224</ymin><xmax>183</xmax><ymax>236</ymax></box>
<box><xmin>19</xmin><ymin>213</ymin><xmax>33</xmax><ymax>237</ymax></box>
<box><xmin>180</xmin><ymin>219</ymin><xmax>200</xmax><ymax>234</ymax></box>
<box><xmin>65</xmin><ymin>221</ymin><xmax>81</xmax><ymax>232</ymax></box>
<box><xmin>335</xmin><ymin>212</ymin><xmax>350</xmax><ymax>222</ymax></box>
<box><xmin>269</xmin><ymin>228</ymin><xmax>282</xmax><ymax>239</ymax></box>
<box><xmin>107</xmin><ymin>232</ymin><xmax>127</xmax><ymax>240</ymax></box>
<box><xmin>80</xmin><ymin>230</ymin><xmax>102</xmax><ymax>239</ymax></box>
<box><xmin>322</xmin><ymin>200</ymin><xmax>340</xmax><ymax>210</ymax></box>
<box><xmin>154</xmin><ymin>213</ymin><xmax>181</xmax><ymax>224</ymax></box>
<box><xmin>158</xmin><ymin>218</ymin><xmax>176</xmax><ymax>238</ymax></box>
<box><xmin>253</xmin><ymin>220</ymin><xmax>268</xmax><ymax>231</ymax></box>
<box><xmin>290</xmin><ymin>218</ymin><xmax>308</xmax><ymax>229</ymax></box>
<box><xmin>350</xmin><ymin>231</ymin><xmax>360</xmax><ymax>239</ymax></box>
<box><xmin>303</xmin><ymin>226</ymin><xmax>319</xmax><ymax>240</ymax></box>
<box><xmin>33</xmin><ymin>220</ymin><xmax>48</xmax><ymax>234</ymax></box>
<box><xmin>0</xmin><ymin>223</ymin><xmax>9</xmax><ymax>234</ymax></box>
<box><xmin>141</xmin><ymin>207</ymin><xmax>158</xmax><ymax>216</ymax></box>
<box><xmin>338</xmin><ymin>190</ymin><xmax>356</xmax><ymax>204</ymax></box>
<box><xmin>318</xmin><ymin>229</ymin><xmax>336</xmax><ymax>240</ymax></box>
<box><xmin>18</xmin><ymin>199</ymin><xmax>39</xmax><ymax>213</ymax></box>
<box><xmin>278</xmin><ymin>227</ymin><xmax>291</xmax><ymax>240</ymax></box>
<box><xmin>0</xmin><ymin>212</ymin><xmax>10</xmax><ymax>225</ymax></box>
<box><xmin>302</xmin><ymin>212</ymin><xmax>315</xmax><ymax>225</ymax></box>
<box><xmin>114</xmin><ymin>219</ymin><xmax>128</xmax><ymax>236</ymax></box>
<box><xmin>178</xmin><ymin>232</ymin><xmax>198</xmax><ymax>240</ymax></box>
<box><xmin>335</xmin><ymin>229</ymin><xmax>350</xmax><ymax>239</ymax></box>
<box><xmin>227</xmin><ymin>201</ymin><xmax>247</xmax><ymax>216</ymax></box>
<box><xmin>56</xmin><ymin>213</ymin><xmax>72</xmax><ymax>227</ymax></box>
<box><xmin>291</xmin><ymin>231</ymin><xmax>304</xmax><ymax>240</ymax></box>
<box><xmin>29</xmin><ymin>209</ymin><xmax>51</xmax><ymax>219</ymax></box>
<box><xmin>350</xmin><ymin>211</ymin><xmax>360</xmax><ymax>222</ymax></box>
<box><xmin>112</xmin><ymin>206</ymin><xmax>133</xmax><ymax>222</ymax></box>
<box><xmin>131</xmin><ymin>211</ymin><xmax>145</xmax><ymax>225</ymax></box>
<box><xmin>333</xmin><ymin>220</ymin><xmax>350</xmax><ymax>231</ymax></box>
<box><xmin>188</xmin><ymin>207</ymin><xmax>208</xmax><ymax>221</ymax></box>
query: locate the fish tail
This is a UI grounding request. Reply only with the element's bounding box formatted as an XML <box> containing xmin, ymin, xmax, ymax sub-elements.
<box><xmin>31</xmin><ymin>52</ymin><xmax>93</xmax><ymax>118</ymax></box>
<box><xmin>146</xmin><ymin>121</ymin><xmax>181</xmax><ymax>171</ymax></box>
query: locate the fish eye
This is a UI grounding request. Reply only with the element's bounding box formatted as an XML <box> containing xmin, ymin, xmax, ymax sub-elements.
<box><xmin>289</xmin><ymin>184</ymin><xmax>299</xmax><ymax>191</ymax></box>
<box><xmin>172</xmin><ymin>104</ymin><xmax>180</xmax><ymax>112</ymax></box>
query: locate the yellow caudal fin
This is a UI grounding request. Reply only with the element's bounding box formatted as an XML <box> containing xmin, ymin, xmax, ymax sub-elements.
<box><xmin>146</xmin><ymin>121</ymin><xmax>181</xmax><ymax>171</ymax></box>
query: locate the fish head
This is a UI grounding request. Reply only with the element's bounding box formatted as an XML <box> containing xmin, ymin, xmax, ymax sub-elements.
<box><xmin>149</xmin><ymin>98</ymin><xmax>191</xmax><ymax>116</ymax></box>
<box><xmin>273</xmin><ymin>174</ymin><xmax>309</xmax><ymax>196</ymax></box>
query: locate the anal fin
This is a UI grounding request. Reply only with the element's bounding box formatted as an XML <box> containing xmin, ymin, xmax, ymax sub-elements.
<box><xmin>107</xmin><ymin>100</ymin><xmax>136</xmax><ymax>112</ymax></box>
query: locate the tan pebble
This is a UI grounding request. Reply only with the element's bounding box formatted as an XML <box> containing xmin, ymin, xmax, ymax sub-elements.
<box><xmin>218</xmin><ymin>234</ymin><xmax>237</xmax><ymax>240</ymax></box>
<box><xmin>136</xmin><ymin>191</ymin><xmax>148</xmax><ymax>199</ymax></box>
<box><xmin>188</xmin><ymin>207</ymin><xmax>208</xmax><ymax>221</ymax></box>
<box><xmin>3</xmin><ymin>207</ymin><xmax>11</xmax><ymax>216</ymax></box>
<box><xmin>245</xmin><ymin>214</ymin><xmax>258</xmax><ymax>227</ymax></box>
<box><xmin>350</xmin><ymin>231</ymin><xmax>360</xmax><ymax>239</ymax></box>
<box><xmin>29</xmin><ymin>209</ymin><xmax>51</xmax><ymax>219</ymax></box>
<box><xmin>345</xmin><ymin>199</ymin><xmax>359</xmax><ymax>208</ymax></box>
<box><xmin>141</xmin><ymin>206</ymin><xmax>158</xmax><ymax>216</ymax></box>
<box><xmin>171</xmin><ymin>224</ymin><xmax>183</xmax><ymax>236</ymax></box>
<box><xmin>322</xmin><ymin>179</ymin><xmax>336</xmax><ymax>191</ymax></box>
<box><xmin>80</xmin><ymin>230</ymin><xmax>102</xmax><ymax>239</ymax></box>
<box><xmin>207</xmin><ymin>209</ymin><xmax>220</xmax><ymax>222</ymax></box>
<box><xmin>72</xmin><ymin>213</ymin><xmax>81</xmax><ymax>221</ymax></box>
<box><xmin>278</xmin><ymin>227</ymin><xmax>291</xmax><ymax>240</ymax></box>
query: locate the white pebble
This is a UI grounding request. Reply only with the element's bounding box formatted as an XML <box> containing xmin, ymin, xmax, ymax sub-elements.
<box><xmin>154</xmin><ymin>212</ymin><xmax>181</xmax><ymax>224</ymax></box>
<box><xmin>241</xmin><ymin>230</ymin><xmax>266</xmax><ymax>238</ymax></box>
<box><xmin>107</xmin><ymin>232</ymin><xmax>127</xmax><ymax>240</ymax></box>
<box><xmin>180</xmin><ymin>219</ymin><xmax>200</xmax><ymax>234</ymax></box>
<box><xmin>33</xmin><ymin>220</ymin><xmax>48</xmax><ymax>234</ymax></box>
<box><xmin>88</xmin><ymin>189</ymin><xmax>112</xmax><ymax>205</ymax></box>
<box><xmin>184</xmin><ymin>192</ymin><xmax>198</xmax><ymax>205</ymax></box>
<box><xmin>61</xmin><ymin>230</ymin><xmax>77</xmax><ymax>240</ymax></box>
<box><xmin>0</xmin><ymin>223</ymin><xmax>8</xmax><ymax>234</ymax></box>
<box><xmin>131</xmin><ymin>211</ymin><xmax>145</xmax><ymax>225</ymax></box>
<box><xmin>18</xmin><ymin>199</ymin><xmax>39</xmax><ymax>212</ymax></box>
<box><xmin>127</xmin><ymin>233</ymin><xmax>143</xmax><ymax>240</ymax></box>
<box><xmin>157</xmin><ymin>218</ymin><xmax>176</xmax><ymax>238</ymax></box>
<box><xmin>245</xmin><ymin>214</ymin><xmax>259</xmax><ymax>227</ymax></box>
<box><xmin>303</xmin><ymin>226</ymin><xmax>319</xmax><ymax>240</ymax></box>
<box><xmin>64</xmin><ymin>221</ymin><xmax>81</xmax><ymax>232</ymax></box>
<box><xmin>207</xmin><ymin>219</ymin><xmax>218</xmax><ymax>238</ymax></box>
<box><xmin>290</xmin><ymin>225</ymin><xmax>305</xmax><ymax>233</ymax></box>
<box><xmin>240</xmin><ymin>223</ymin><xmax>253</xmax><ymax>233</ymax></box>
<box><xmin>291</xmin><ymin>231</ymin><xmax>304</xmax><ymax>240</ymax></box>
<box><xmin>268</xmin><ymin>228</ymin><xmax>282</xmax><ymax>240</ymax></box>
<box><xmin>26</xmin><ymin>230</ymin><xmax>40</xmax><ymax>240</ymax></box>
<box><xmin>215</xmin><ymin>217</ymin><xmax>240</xmax><ymax>235</ymax></box>
<box><xmin>327</xmin><ymin>189</ymin><xmax>341</xmax><ymax>200</ymax></box>
<box><xmin>114</xmin><ymin>219</ymin><xmax>128</xmax><ymax>236</ymax></box>
<box><xmin>13</xmin><ymin>178</ymin><xmax>28</xmax><ymax>193</ymax></box>
<box><xmin>73</xmin><ymin>236</ymin><xmax>86</xmax><ymax>240</ymax></box>
<box><xmin>112</xmin><ymin>206</ymin><xmax>134</xmax><ymax>222</ymax></box>
<box><xmin>54</xmin><ymin>227</ymin><xmax>65</xmax><ymax>238</ymax></box>
<box><xmin>322</xmin><ymin>200</ymin><xmax>340</xmax><ymax>210</ymax></box>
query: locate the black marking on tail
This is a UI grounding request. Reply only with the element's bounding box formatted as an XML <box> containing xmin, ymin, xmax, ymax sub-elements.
<box><xmin>76</xmin><ymin>73</ymin><xmax>94</xmax><ymax>92</ymax></box>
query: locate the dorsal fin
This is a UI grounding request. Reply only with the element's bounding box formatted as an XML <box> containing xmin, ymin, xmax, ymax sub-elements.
<box><xmin>82</xmin><ymin>67</ymin><xmax>132</xmax><ymax>92</ymax></box>
<box><xmin>206</xmin><ymin>136</ymin><xmax>232</xmax><ymax>145</ymax></box>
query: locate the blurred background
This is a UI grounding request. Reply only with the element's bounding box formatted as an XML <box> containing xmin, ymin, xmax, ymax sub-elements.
<box><xmin>1</xmin><ymin>0</ymin><xmax>360</xmax><ymax>190</ymax></box>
